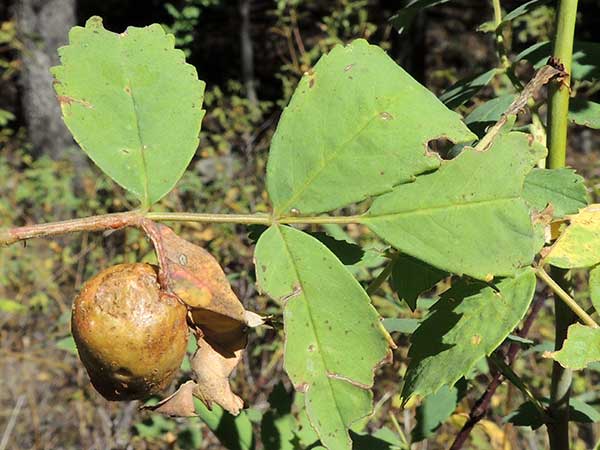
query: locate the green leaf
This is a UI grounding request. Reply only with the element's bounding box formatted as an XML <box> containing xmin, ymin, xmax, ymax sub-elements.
<box><xmin>364</xmin><ymin>132</ymin><xmax>545</xmax><ymax>280</ymax></box>
<box><xmin>411</xmin><ymin>380</ymin><xmax>466</xmax><ymax>442</ymax></box>
<box><xmin>546</xmin><ymin>205</ymin><xmax>600</xmax><ymax>269</ymax></box>
<box><xmin>569</xmin><ymin>98</ymin><xmax>600</xmax><ymax>129</ymax></box>
<box><xmin>547</xmin><ymin>323</ymin><xmax>600</xmax><ymax>370</ymax></box>
<box><xmin>0</xmin><ymin>298</ymin><xmax>26</xmax><ymax>313</ymax></box>
<box><xmin>523</xmin><ymin>168</ymin><xmax>588</xmax><ymax>218</ymax></box>
<box><xmin>255</xmin><ymin>225</ymin><xmax>392</xmax><ymax>450</ymax></box>
<box><xmin>590</xmin><ymin>265</ymin><xmax>600</xmax><ymax>314</ymax></box>
<box><xmin>389</xmin><ymin>0</ymin><xmax>451</xmax><ymax>34</ymax></box>
<box><xmin>439</xmin><ymin>69</ymin><xmax>498</xmax><ymax>109</ymax></box>
<box><xmin>266</xmin><ymin>39</ymin><xmax>476</xmax><ymax>216</ymax></box>
<box><xmin>350</xmin><ymin>429</ymin><xmax>404</xmax><ymax>449</ymax></box>
<box><xmin>401</xmin><ymin>268</ymin><xmax>536</xmax><ymax>402</ymax></box>
<box><xmin>261</xmin><ymin>383</ymin><xmax>296</xmax><ymax>450</ymax></box>
<box><xmin>52</xmin><ymin>17</ymin><xmax>205</xmax><ymax>206</ymax></box>
<box><xmin>516</xmin><ymin>41</ymin><xmax>600</xmax><ymax>81</ymax></box>
<box><xmin>382</xmin><ymin>318</ymin><xmax>420</xmax><ymax>334</ymax></box>
<box><xmin>390</xmin><ymin>254</ymin><xmax>448</xmax><ymax>310</ymax></box>
<box><xmin>506</xmin><ymin>397</ymin><xmax>600</xmax><ymax>429</ymax></box>
<box><xmin>56</xmin><ymin>336</ymin><xmax>78</xmax><ymax>354</ymax></box>
<box><xmin>465</xmin><ymin>94</ymin><xmax>517</xmax><ymax>137</ymax></box>
<box><xmin>194</xmin><ymin>399</ymin><xmax>255</xmax><ymax>450</ymax></box>
<box><xmin>309</xmin><ymin>232</ymin><xmax>365</xmax><ymax>265</ymax></box>
<box><xmin>496</xmin><ymin>0</ymin><xmax>550</xmax><ymax>29</ymax></box>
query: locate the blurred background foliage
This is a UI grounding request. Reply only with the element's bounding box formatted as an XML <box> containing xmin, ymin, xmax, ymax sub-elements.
<box><xmin>1</xmin><ymin>0</ymin><xmax>600</xmax><ymax>449</ymax></box>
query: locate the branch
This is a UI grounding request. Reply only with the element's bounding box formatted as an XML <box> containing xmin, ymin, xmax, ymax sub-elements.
<box><xmin>449</xmin><ymin>295</ymin><xmax>545</xmax><ymax>450</ymax></box>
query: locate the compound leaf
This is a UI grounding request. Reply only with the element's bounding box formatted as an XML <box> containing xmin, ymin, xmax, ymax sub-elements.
<box><xmin>254</xmin><ymin>225</ymin><xmax>393</xmax><ymax>450</ymax></box>
<box><xmin>546</xmin><ymin>205</ymin><xmax>600</xmax><ymax>269</ymax></box>
<box><xmin>364</xmin><ymin>131</ymin><xmax>545</xmax><ymax>280</ymax></box>
<box><xmin>52</xmin><ymin>17</ymin><xmax>205</xmax><ymax>206</ymax></box>
<box><xmin>523</xmin><ymin>168</ymin><xmax>588</xmax><ymax>219</ymax></box>
<box><xmin>546</xmin><ymin>323</ymin><xmax>600</xmax><ymax>370</ymax></box>
<box><xmin>402</xmin><ymin>268</ymin><xmax>536</xmax><ymax>402</ymax></box>
<box><xmin>267</xmin><ymin>39</ymin><xmax>475</xmax><ymax>216</ymax></box>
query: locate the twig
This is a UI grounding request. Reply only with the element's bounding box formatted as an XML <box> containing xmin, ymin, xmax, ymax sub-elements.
<box><xmin>0</xmin><ymin>395</ymin><xmax>25</xmax><ymax>450</ymax></box>
<box><xmin>449</xmin><ymin>295</ymin><xmax>545</xmax><ymax>450</ymax></box>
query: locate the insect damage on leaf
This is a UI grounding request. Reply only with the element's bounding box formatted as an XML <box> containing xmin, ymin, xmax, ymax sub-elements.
<box><xmin>141</xmin><ymin>221</ymin><xmax>263</xmax><ymax>415</ymax></box>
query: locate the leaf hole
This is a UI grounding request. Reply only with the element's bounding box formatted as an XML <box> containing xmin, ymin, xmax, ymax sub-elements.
<box><xmin>426</xmin><ymin>137</ymin><xmax>459</xmax><ymax>160</ymax></box>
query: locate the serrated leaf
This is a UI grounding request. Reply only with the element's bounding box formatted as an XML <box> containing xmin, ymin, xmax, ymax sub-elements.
<box><xmin>439</xmin><ymin>69</ymin><xmax>498</xmax><ymax>109</ymax></box>
<box><xmin>390</xmin><ymin>255</ymin><xmax>448</xmax><ymax>310</ymax></box>
<box><xmin>465</xmin><ymin>94</ymin><xmax>517</xmax><ymax>137</ymax></box>
<box><xmin>52</xmin><ymin>17</ymin><xmax>205</xmax><ymax>205</ymax></box>
<box><xmin>255</xmin><ymin>225</ymin><xmax>393</xmax><ymax>450</ymax></box>
<box><xmin>569</xmin><ymin>98</ymin><xmax>600</xmax><ymax>129</ymax></box>
<box><xmin>363</xmin><ymin>132</ymin><xmax>545</xmax><ymax>280</ymax></box>
<box><xmin>523</xmin><ymin>168</ymin><xmax>588</xmax><ymax>218</ymax></box>
<box><xmin>547</xmin><ymin>323</ymin><xmax>600</xmax><ymax>370</ymax></box>
<box><xmin>267</xmin><ymin>39</ymin><xmax>475</xmax><ymax>216</ymax></box>
<box><xmin>546</xmin><ymin>205</ymin><xmax>600</xmax><ymax>268</ymax></box>
<box><xmin>401</xmin><ymin>268</ymin><xmax>536</xmax><ymax>402</ymax></box>
<box><xmin>516</xmin><ymin>41</ymin><xmax>600</xmax><ymax>81</ymax></box>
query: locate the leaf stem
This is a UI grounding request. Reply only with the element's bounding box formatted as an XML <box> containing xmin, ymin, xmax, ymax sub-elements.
<box><xmin>536</xmin><ymin>267</ymin><xmax>598</xmax><ymax>328</ymax></box>
<box><xmin>145</xmin><ymin>211</ymin><xmax>272</xmax><ymax>224</ymax></box>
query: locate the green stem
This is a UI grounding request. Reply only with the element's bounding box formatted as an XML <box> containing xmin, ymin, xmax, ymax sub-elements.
<box><xmin>366</xmin><ymin>254</ymin><xmax>398</xmax><ymax>296</ymax></box>
<box><xmin>536</xmin><ymin>267</ymin><xmax>598</xmax><ymax>329</ymax></box>
<box><xmin>545</xmin><ymin>2</ymin><xmax>579</xmax><ymax>448</ymax></box>
<box><xmin>547</xmin><ymin>0</ymin><xmax>578</xmax><ymax>169</ymax></box>
<box><xmin>146</xmin><ymin>211</ymin><xmax>272</xmax><ymax>224</ymax></box>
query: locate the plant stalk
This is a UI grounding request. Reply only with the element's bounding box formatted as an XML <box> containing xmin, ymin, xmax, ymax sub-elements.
<box><xmin>545</xmin><ymin>1</ymin><xmax>579</xmax><ymax>448</ymax></box>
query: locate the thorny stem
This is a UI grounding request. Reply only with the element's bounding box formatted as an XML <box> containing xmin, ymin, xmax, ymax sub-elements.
<box><xmin>449</xmin><ymin>296</ymin><xmax>545</xmax><ymax>450</ymax></box>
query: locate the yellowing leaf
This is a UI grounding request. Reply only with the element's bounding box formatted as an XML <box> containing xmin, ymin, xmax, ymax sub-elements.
<box><xmin>546</xmin><ymin>204</ymin><xmax>600</xmax><ymax>268</ymax></box>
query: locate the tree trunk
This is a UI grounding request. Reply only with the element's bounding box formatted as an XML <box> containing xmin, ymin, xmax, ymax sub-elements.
<box><xmin>15</xmin><ymin>0</ymin><xmax>76</xmax><ymax>159</ymax></box>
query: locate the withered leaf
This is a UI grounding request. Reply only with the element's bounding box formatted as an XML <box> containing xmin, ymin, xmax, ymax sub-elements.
<box><xmin>191</xmin><ymin>335</ymin><xmax>244</xmax><ymax>415</ymax></box>
<box><xmin>141</xmin><ymin>221</ymin><xmax>260</xmax><ymax>416</ymax></box>
<box><xmin>142</xmin><ymin>380</ymin><xmax>197</xmax><ymax>417</ymax></box>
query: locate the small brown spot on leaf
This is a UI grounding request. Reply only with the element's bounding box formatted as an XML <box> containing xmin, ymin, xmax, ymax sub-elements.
<box><xmin>308</xmin><ymin>344</ymin><xmax>315</xmax><ymax>352</ymax></box>
<box><xmin>295</xmin><ymin>382</ymin><xmax>309</xmax><ymax>393</ymax></box>
<box><xmin>379</xmin><ymin>112</ymin><xmax>393</xmax><ymax>121</ymax></box>
<box><xmin>58</xmin><ymin>95</ymin><xmax>93</xmax><ymax>109</ymax></box>
<box><xmin>471</xmin><ymin>335</ymin><xmax>482</xmax><ymax>345</ymax></box>
<box><xmin>344</xmin><ymin>64</ymin><xmax>354</xmax><ymax>72</ymax></box>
